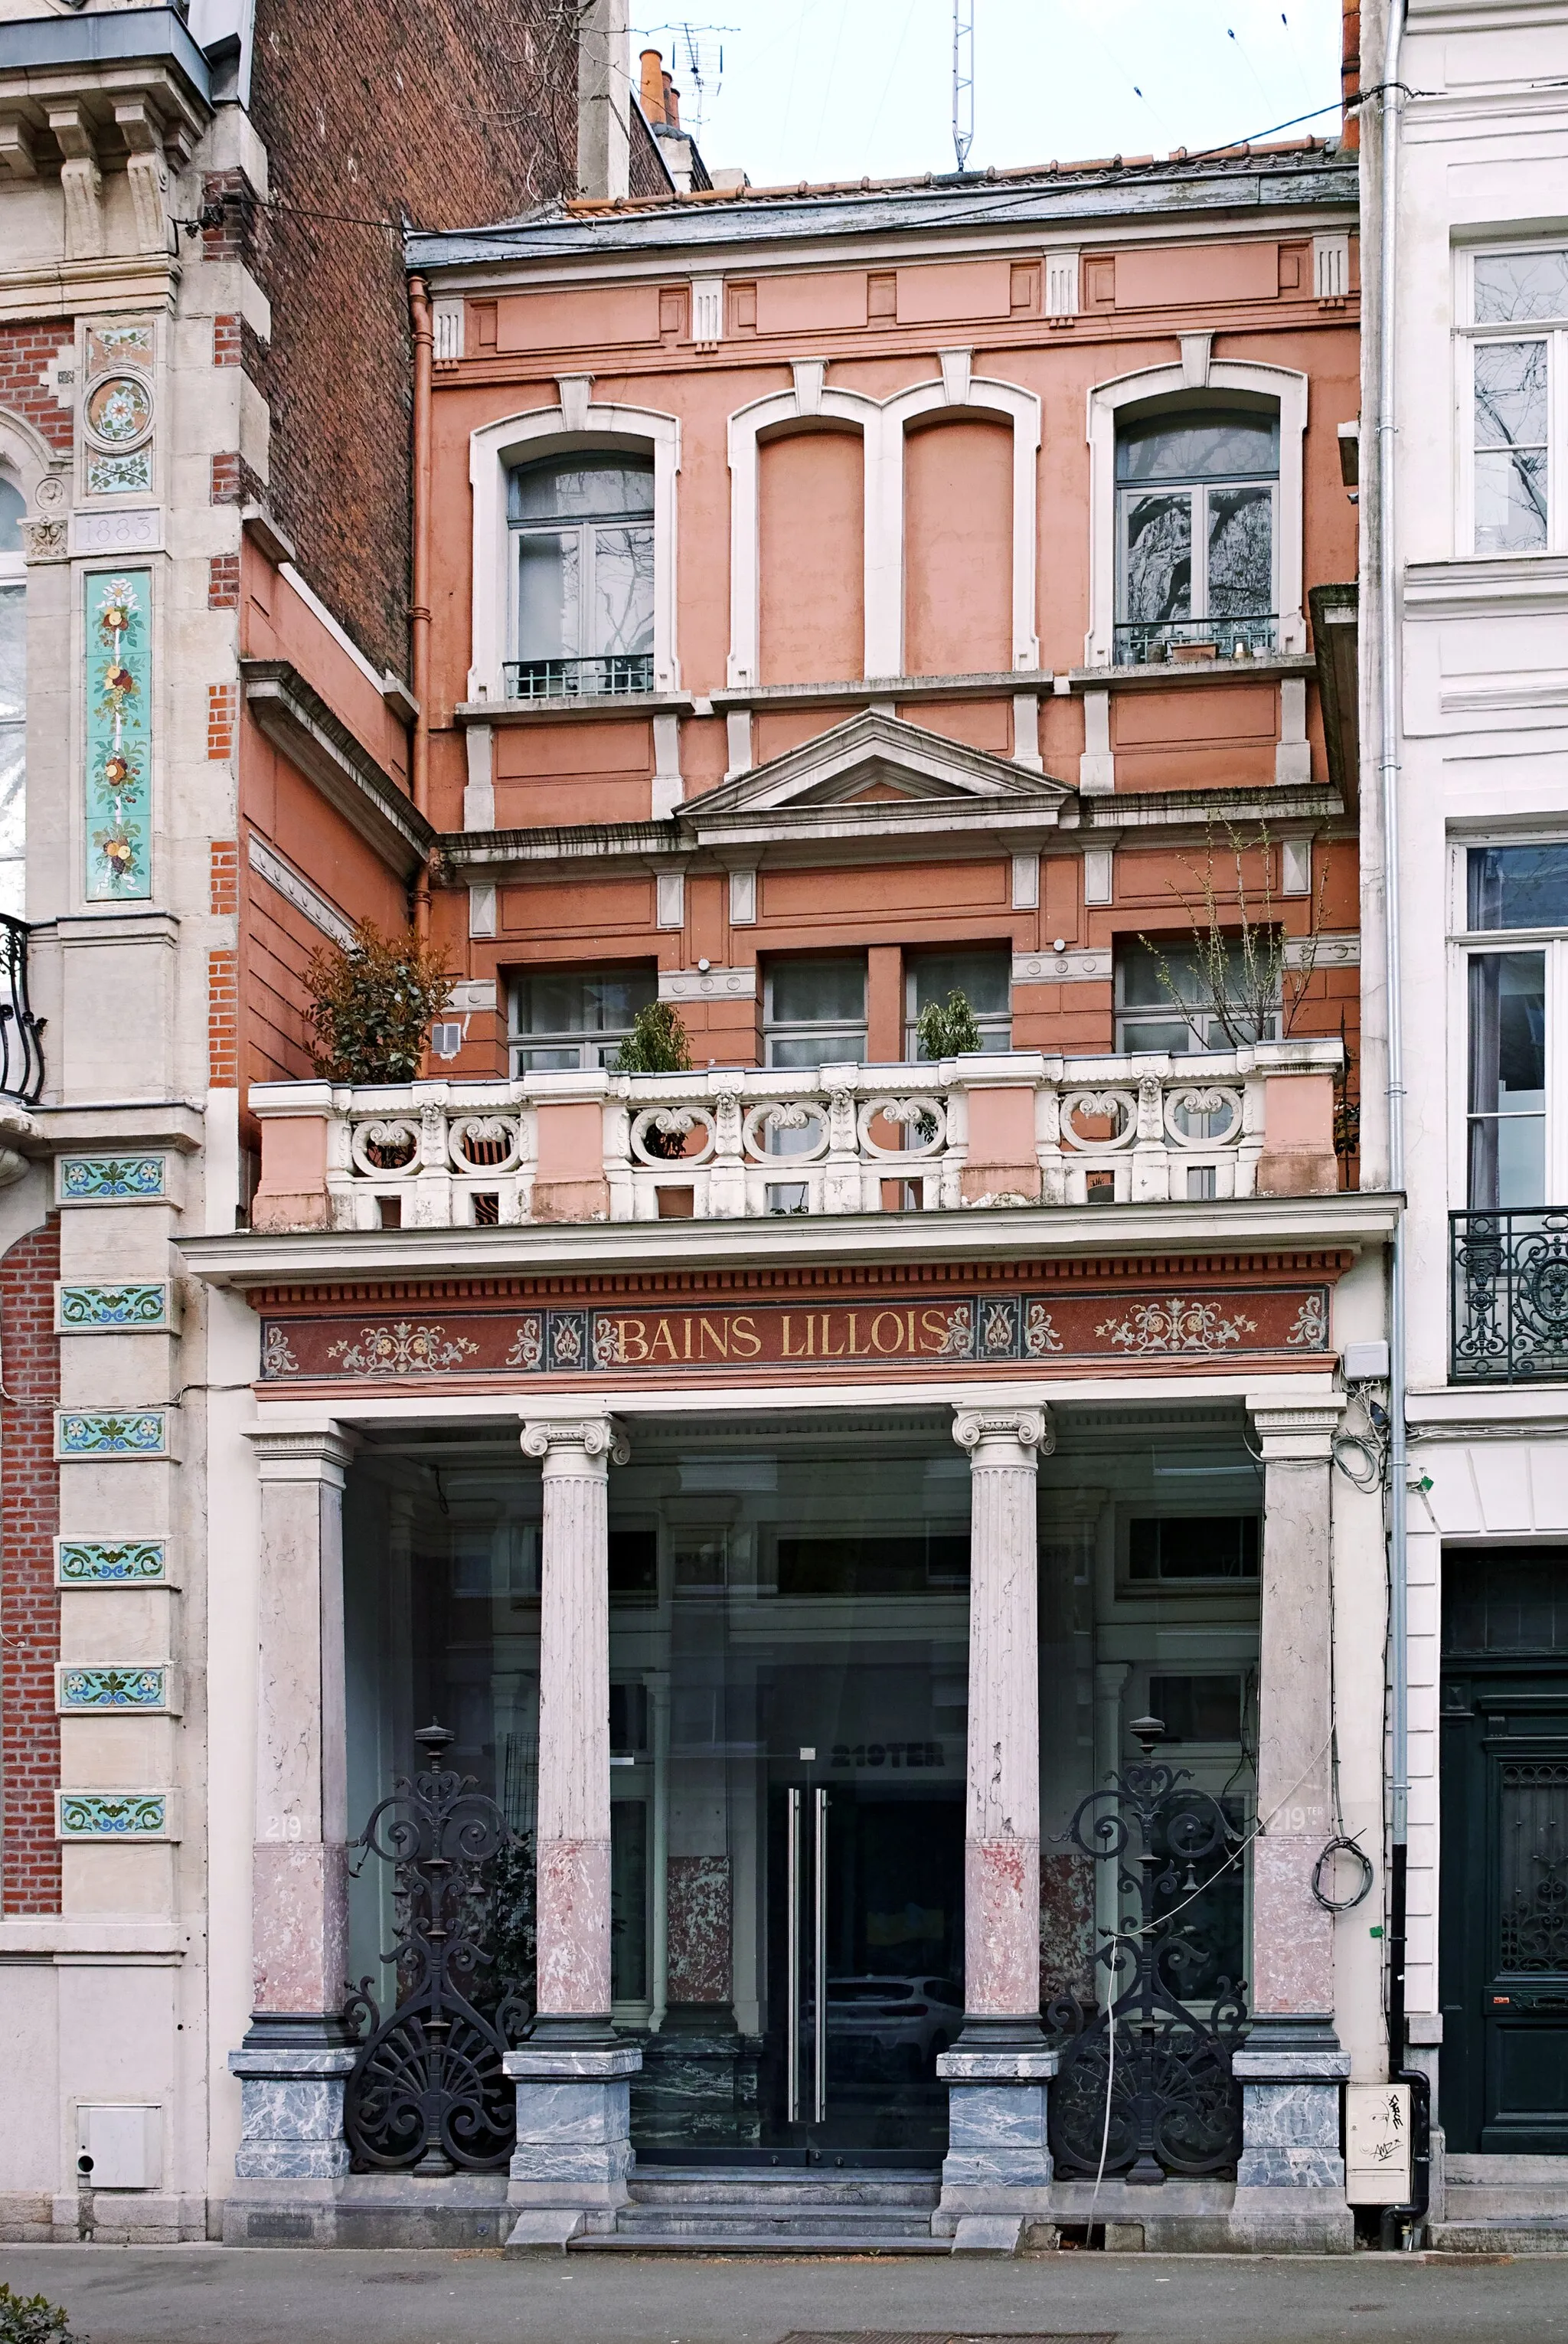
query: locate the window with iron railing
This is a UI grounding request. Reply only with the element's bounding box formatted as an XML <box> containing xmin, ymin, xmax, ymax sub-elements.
<box><xmin>506</xmin><ymin>457</ymin><xmax>655</xmax><ymax>700</ymax></box>
<box><xmin>1114</xmin><ymin>410</ymin><xmax>1278</xmax><ymax>665</ymax></box>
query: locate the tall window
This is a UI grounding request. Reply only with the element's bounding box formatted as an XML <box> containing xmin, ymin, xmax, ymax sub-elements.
<box><xmin>1115</xmin><ymin>939</ymin><xmax>1281</xmax><ymax>1054</ymax></box>
<box><xmin>508</xmin><ymin>457</ymin><xmax>655</xmax><ymax>698</ymax></box>
<box><xmin>763</xmin><ymin>958</ymin><xmax>866</xmax><ymax>1067</ymax></box>
<box><xmin>510</xmin><ymin>965</ymin><xmax>656</xmax><ymax>1073</ymax></box>
<box><xmin>1464</xmin><ymin>249</ymin><xmax>1568</xmax><ymax>554</ymax></box>
<box><xmin>906</xmin><ymin>949</ymin><xmax>1011</xmax><ymax>1057</ymax></box>
<box><xmin>1462</xmin><ymin>844</ymin><xmax>1568</xmax><ymax>1207</ymax></box>
<box><xmin>1115</xmin><ymin>410</ymin><xmax>1278</xmax><ymax>665</ymax></box>
<box><xmin>0</xmin><ymin>472</ymin><xmax>23</xmax><ymax>919</ymax></box>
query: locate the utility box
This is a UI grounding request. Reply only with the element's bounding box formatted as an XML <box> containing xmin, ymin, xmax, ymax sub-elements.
<box><xmin>76</xmin><ymin>2104</ymin><xmax>162</xmax><ymax>2191</ymax></box>
<box><xmin>1345</xmin><ymin>2081</ymin><xmax>1411</xmax><ymax>2204</ymax></box>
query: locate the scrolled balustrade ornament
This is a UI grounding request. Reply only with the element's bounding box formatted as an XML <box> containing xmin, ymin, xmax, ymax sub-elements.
<box><xmin>1047</xmin><ymin>1714</ymin><xmax>1247</xmax><ymax>2183</ymax></box>
<box><xmin>1060</xmin><ymin>1088</ymin><xmax>1136</xmax><ymax>1154</ymax></box>
<box><xmin>341</xmin><ymin>1722</ymin><xmax>531</xmax><ymax>2174</ymax></box>
<box><xmin>448</xmin><ymin>1114</ymin><xmax>524</xmax><ymax>1172</ymax></box>
<box><xmin>351</xmin><ymin>1117</ymin><xmax>420</xmax><ymax>1176</ymax></box>
<box><xmin>1163</xmin><ymin>1085</ymin><xmax>1242</xmax><ymax>1148</ymax></box>
<box><xmin>742</xmin><ymin>1100</ymin><xmax>829</xmax><ymax>1163</ymax></box>
<box><xmin>629</xmin><ymin>1103</ymin><xmax>714</xmax><ymax>1167</ymax></box>
<box><xmin>858</xmin><ymin>1094</ymin><xmax>948</xmax><ymax>1159</ymax></box>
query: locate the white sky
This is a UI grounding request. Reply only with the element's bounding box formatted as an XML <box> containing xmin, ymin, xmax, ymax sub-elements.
<box><xmin>634</xmin><ymin>0</ymin><xmax>1345</xmax><ymax>191</ymax></box>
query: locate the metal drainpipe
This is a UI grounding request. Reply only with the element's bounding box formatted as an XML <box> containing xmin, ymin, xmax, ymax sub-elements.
<box><xmin>1374</xmin><ymin>0</ymin><xmax>1432</xmax><ymax>2250</ymax></box>
<box><xmin>408</xmin><ymin>273</ymin><xmax>434</xmax><ymax>946</ymax></box>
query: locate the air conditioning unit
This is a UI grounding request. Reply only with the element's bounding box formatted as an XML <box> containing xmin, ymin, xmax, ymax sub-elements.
<box><xmin>77</xmin><ymin>2104</ymin><xmax>162</xmax><ymax>2191</ymax></box>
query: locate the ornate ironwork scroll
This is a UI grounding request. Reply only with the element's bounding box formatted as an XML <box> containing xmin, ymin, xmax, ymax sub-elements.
<box><xmin>1047</xmin><ymin>1715</ymin><xmax>1246</xmax><ymax>2182</ymax></box>
<box><xmin>342</xmin><ymin>1722</ymin><xmax>531</xmax><ymax>2173</ymax></box>
<box><xmin>1452</xmin><ymin>1210</ymin><xmax>1568</xmax><ymax>1383</ymax></box>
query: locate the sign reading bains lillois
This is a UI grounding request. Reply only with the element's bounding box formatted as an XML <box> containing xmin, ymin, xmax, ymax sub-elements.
<box><xmin>257</xmin><ymin>1272</ymin><xmax>1334</xmax><ymax>1383</ymax></box>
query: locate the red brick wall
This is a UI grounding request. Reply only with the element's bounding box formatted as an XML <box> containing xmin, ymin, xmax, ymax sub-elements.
<box><xmin>0</xmin><ymin>322</ymin><xmax>74</xmax><ymax>456</ymax></box>
<box><xmin>1</xmin><ymin>1214</ymin><xmax>60</xmax><ymax>1914</ymax></box>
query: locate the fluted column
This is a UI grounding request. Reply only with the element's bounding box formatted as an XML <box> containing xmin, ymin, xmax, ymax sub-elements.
<box><xmin>506</xmin><ymin>1415</ymin><xmax>640</xmax><ymax>2248</ymax></box>
<box><xmin>956</xmin><ymin>1402</ymin><xmax>1051</xmax><ymax>2035</ymax></box>
<box><xmin>936</xmin><ymin>1403</ymin><xmax>1057</xmax><ymax>2239</ymax></box>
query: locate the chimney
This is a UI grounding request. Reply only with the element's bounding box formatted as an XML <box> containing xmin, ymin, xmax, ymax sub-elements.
<box><xmin>663</xmin><ymin>74</ymin><xmax>679</xmax><ymax>129</ymax></box>
<box><xmin>1341</xmin><ymin>0</ymin><xmax>1361</xmax><ymax>151</ymax></box>
<box><xmin>639</xmin><ymin>47</ymin><xmax>666</xmax><ymax>126</ymax></box>
<box><xmin>578</xmin><ymin>0</ymin><xmax>631</xmax><ymax>200</ymax></box>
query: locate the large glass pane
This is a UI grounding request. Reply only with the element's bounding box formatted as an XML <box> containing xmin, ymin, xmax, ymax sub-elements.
<box><xmin>1120</xmin><ymin>490</ymin><xmax>1192</xmax><ymax>623</ymax></box>
<box><xmin>591</xmin><ymin>524</ymin><xmax>655</xmax><ymax>658</ymax></box>
<box><xmin>1115</xmin><ymin>940</ymin><xmax>1279</xmax><ymax>1053</ymax></box>
<box><xmin>609</xmin><ymin>1426</ymin><xmax>970</xmax><ymax>2161</ymax></box>
<box><xmin>511</xmin><ymin>964</ymin><xmax>657</xmax><ymax>1072</ymax></box>
<box><xmin>1116</xmin><ymin>414</ymin><xmax>1279</xmax><ymax>482</ymax></box>
<box><xmin>1475</xmin><ymin>251</ymin><xmax>1568</xmax><ymax>325</ymax></box>
<box><xmin>510</xmin><ymin>461</ymin><xmax>655</xmax><ymax>521</ymax></box>
<box><xmin>516</xmin><ymin>529</ymin><xmax>579</xmax><ymax>659</ymax></box>
<box><xmin>1206</xmin><ymin>485</ymin><xmax>1273</xmax><ymax>617</ymax></box>
<box><xmin>1468</xmin><ymin>951</ymin><xmax>1547</xmax><ymax>1208</ymax></box>
<box><xmin>1468</xmin><ymin>843</ymin><xmax>1568</xmax><ymax>931</ymax></box>
<box><xmin>0</xmin><ymin>583</ymin><xmax>23</xmax><ymax>920</ymax></box>
<box><xmin>0</xmin><ymin>476</ymin><xmax>21</xmax><ymax>550</ymax></box>
<box><xmin>908</xmin><ymin>949</ymin><xmax>1011</xmax><ymax>1057</ymax></box>
<box><xmin>1474</xmin><ymin>342</ymin><xmax>1549</xmax><ymax>553</ymax></box>
<box><xmin>769</xmin><ymin>958</ymin><xmax>866</xmax><ymax>1025</ymax></box>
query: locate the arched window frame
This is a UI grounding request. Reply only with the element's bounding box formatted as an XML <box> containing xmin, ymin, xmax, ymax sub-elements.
<box><xmin>468</xmin><ymin>386</ymin><xmax>681</xmax><ymax>702</ymax></box>
<box><xmin>1085</xmin><ymin>357</ymin><xmax>1308</xmax><ymax>667</ymax></box>
<box><xmin>727</xmin><ymin>357</ymin><xmax>1040</xmax><ymax>688</ymax></box>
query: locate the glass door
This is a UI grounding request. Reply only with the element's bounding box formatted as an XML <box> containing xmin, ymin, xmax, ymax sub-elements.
<box><xmin>606</xmin><ymin>1423</ymin><xmax>970</xmax><ymax>2166</ymax></box>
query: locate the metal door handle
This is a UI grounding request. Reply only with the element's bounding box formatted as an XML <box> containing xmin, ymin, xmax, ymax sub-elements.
<box><xmin>813</xmin><ymin>1786</ymin><xmax>828</xmax><ymax>2125</ymax></box>
<box><xmin>786</xmin><ymin>1787</ymin><xmax>802</xmax><ymax>2124</ymax></box>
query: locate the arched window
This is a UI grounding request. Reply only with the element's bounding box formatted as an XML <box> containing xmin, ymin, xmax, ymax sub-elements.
<box><xmin>507</xmin><ymin>456</ymin><xmax>655</xmax><ymax>698</ymax></box>
<box><xmin>1114</xmin><ymin>410</ymin><xmax>1279</xmax><ymax>665</ymax></box>
<box><xmin>0</xmin><ymin>471</ymin><xmax>24</xmax><ymax>918</ymax></box>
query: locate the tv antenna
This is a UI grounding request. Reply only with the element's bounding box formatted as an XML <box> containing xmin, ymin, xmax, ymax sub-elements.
<box><xmin>952</xmin><ymin>0</ymin><xmax>974</xmax><ymax>171</ymax></box>
<box><xmin>639</xmin><ymin>21</ymin><xmax>733</xmax><ymax>139</ymax></box>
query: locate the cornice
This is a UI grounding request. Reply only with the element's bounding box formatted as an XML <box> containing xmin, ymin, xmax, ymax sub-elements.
<box><xmin>240</xmin><ymin>660</ymin><xmax>432</xmax><ymax>881</ymax></box>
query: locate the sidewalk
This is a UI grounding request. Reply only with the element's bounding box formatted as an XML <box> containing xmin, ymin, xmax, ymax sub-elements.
<box><xmin>0</xmin><ymin>2244</ymin><xmax>1562</xmax><ymax>2344</ymax></box>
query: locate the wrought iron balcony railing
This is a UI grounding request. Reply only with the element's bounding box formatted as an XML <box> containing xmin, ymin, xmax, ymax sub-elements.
<box><xmin>1452</xmin><ymin>1209</ymin><xmax>1568</xmax><ymax>1383</ymax></box>
<box><xmin>1112</xmin><ymin>614</ymin><xmax>1278</xmax><ymax>667</ymax></box>
<box><xmin>502</xmin><ymin>653</ymin><xmax>655</xmax><ymax>701</ymax></box>
<box><xmin>0</xmin><ymin>915</ymin><xmax>44</xmax><ymax>1106</ymax></box>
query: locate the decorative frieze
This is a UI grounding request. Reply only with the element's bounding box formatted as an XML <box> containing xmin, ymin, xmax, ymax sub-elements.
<box><xmin>57</xmin><ymin>1152</ymin><xmax>168</xmax><ymax>1204</ymax></box>
<box><xmin>259</xmin><ymin>1276</ymin><xmax>1334</xmax><ymax>1384</ymax></box>
<box><xmin>56</xmin><ymin>1409</ymin><xmax>168</xmax><ymax>1458</ymax></box>
<box><xmin>55</xmin><ymin>1280</ymin><xmax>172</xmax><ymax>1333</ymax></box>
<box><xmin>56</xmin><ymin>1664</ymin><xmax>179</xmax><ymax>1714</ymax></box>
<box><xmin>56</xmin><ymin>1537</ymin><xmax>170</xmax><ymax>1586</ymax></box>
<box><xmin>56</xmin><ymin>1790</ymin><xmax>178</xmax><ymax>1841</ymax></box>
<box><xmin>84</xmin><ymin>568</ymin><xmax>153</xmax><ymax>901</ymax></box>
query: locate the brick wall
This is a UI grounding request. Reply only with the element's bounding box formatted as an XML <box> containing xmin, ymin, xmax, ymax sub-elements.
<box><xmin>237</xmin><ymin>0</ymin><xmax>595</xmax><ymax>682</ymax></box>
<box><xmin>209</xmin><ymin>947</ymin><xmax>239</xmax><ymax>1084</ymax></box>
<box><xmin>0</xmin><ymin>322</ymin><xmax>74</xmax><ymax>455</ymax></box>
<box><xmin>1</xmin><ymin>1213</ymin><xmax>60</xmax><ymax>1914</ymax></box>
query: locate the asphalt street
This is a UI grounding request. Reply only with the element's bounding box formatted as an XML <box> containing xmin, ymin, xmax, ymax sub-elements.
<box><xmin>2</xmin><ymin>2246</ymin><xmax>1567</xmax><ymax>2344</ymax></box>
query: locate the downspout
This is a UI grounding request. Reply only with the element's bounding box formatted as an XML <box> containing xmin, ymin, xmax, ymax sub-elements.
<box><xmin>409</xmin><ymin>273</ymin><xmax>434</xmax><ymax>945</ymax></box>
<box><xmin>1374</xmin><ymin>0</ymin><xmax>1431</xmax><ymax>2248</ymax></box>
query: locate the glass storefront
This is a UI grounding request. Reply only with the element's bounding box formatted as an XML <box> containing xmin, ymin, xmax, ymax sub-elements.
<box><xmin>341</xmin><ymin>1405</ymin><xmax>1260</xmax><ymax>2171</ymax></box>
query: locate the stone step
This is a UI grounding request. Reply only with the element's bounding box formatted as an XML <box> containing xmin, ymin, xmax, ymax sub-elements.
<box><xmin>572</xmin><ymin>2230</ymin><xmax>952</xmax><ymax>2256</ymax></box>
<box><xmin>1428</xmin><ymin>2218</ymin><xmax>1568</xmax><ymax>2255</ymax></box>
<box><xmin>616</xmin><ymin>2205</ymin><xmax>936</xmax><ymax>2238</ymax></box>
<box><xmin>627</xmin><ymin>2169</ymin><xmax>939</xmax><ymax>2211</ymax></box>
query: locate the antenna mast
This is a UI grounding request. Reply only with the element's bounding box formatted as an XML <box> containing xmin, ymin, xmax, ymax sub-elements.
<box><xmin>952</xmin><ymin>0</ymin><xmax>974</xmax><ymax>171</ymax></box>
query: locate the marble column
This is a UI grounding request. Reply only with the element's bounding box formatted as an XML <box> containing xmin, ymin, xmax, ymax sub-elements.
<box><xmin>936</xmin><ymin>1404</ymin><xmax>1057</xmax><ymax>2241</ymax></box>
<box><xmin>1232</xmin><ymin>1401</ymin><xmax>1351</xmax><ymax>2251</ymax></box>
<box><xmin>228</xmin><ymin>1426</ymin><xmax>358</xmax><ymax>2197</ymax></box>
<box><xmin>505</xmin><ymin>1415</ymin><xmax>641</xmax><ymax>2248</ymax></box>
<box><xmin>1092</xmin><ymin>1661</ymin><xmax>1131</xmax><ymax>1998</ymax></box>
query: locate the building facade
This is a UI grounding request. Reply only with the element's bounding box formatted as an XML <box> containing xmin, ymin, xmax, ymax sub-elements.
<box><xmin>0</xmin><ymin>0</ymin><xmax>674</xmax><ymax>2247</ymax></box>
<box><xmin>1372</xmin><ymin>0</ymin><xmax>1568</xmax><ymax>2246</ymax></box>
<box><xmin>170</xmin><ymin>131</ymin><xmax>1396</xmax><ymax>2253</ymax></box>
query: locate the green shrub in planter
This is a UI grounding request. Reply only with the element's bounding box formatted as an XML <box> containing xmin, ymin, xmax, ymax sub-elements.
<box><xmin>303</xmin><ymin>920</ymin><xmax>455</xmax><ymax>1084</ymax></box>
<box><xmin>915</xmin><ymin>989</ymin><xmax>983</xmax><ymax>1062</ymax></box>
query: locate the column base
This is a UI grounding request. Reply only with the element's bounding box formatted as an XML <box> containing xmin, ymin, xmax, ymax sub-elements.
<box><xmin>936</xmin><ymin>2043</ymin><xmax>1059</xmax><ymax>2215</ymax></box>
<box><xmin>503</xmin><ymin>2035</ymin><xmax>642</xmax><ymax>2244</ymax></box>
<box><xmin>1231</xmin><ymin>2032</ymin><xmax>1352</xmax><ymax>2251</ymax></box>
<box><xmin>228</xmin><ymin>2038</ymin><xmax>358</xmax><ymax>2181</ymax></box>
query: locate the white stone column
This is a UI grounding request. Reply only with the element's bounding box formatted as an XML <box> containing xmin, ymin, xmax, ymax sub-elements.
<box><xmin>1232</xmin><ymin>1400</ymin><xmax>1351</xmax><ymax>2251</ymax></box>
<box><xmin>227</xmin><ymin>1425</ymin><xmax>358</xmax><ymax>2208</ymax></box>
<box><xmin>936</xmin><ymin>1404</ymin><xmax>1057</xmax><ymax>2244</ymax></box>
<box><xmin>505</xmin><ymin>1415</ymin><xmax>640</xmax><ymax>2249</ymax></box>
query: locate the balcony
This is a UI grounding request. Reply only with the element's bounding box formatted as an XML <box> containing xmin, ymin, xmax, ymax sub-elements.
<box><xmin>249</xmin><ymin>1043</ymin><xmax>1342</xmax><ymax>1235</ymax></box>
<box><xmin>0</xmin><ymin>917</ymin><xmax>44</xmax><ymax>1107</ymax></box>
<box><xmin>501</xmin><ymin>654</ymin><xmax>655</xmax><ymax>701</ymax></box>
<box><xmin>1452</xmin><ymin>1210</ymin><xmax>1568</xmax><ymax>1383</ymax></box>
<box><xmin>1112</xmin><ymin>615</ymin><xmax>1279</xmax><ymax>668</ymax></box>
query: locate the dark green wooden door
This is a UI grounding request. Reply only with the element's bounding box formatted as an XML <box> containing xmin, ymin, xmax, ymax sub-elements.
<box><xmin>1441</xmin><ymin>1672</ymin><xmax>1568</xmax><ymax>2152</ymax></box>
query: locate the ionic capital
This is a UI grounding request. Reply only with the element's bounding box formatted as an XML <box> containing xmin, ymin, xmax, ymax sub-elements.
<box><xmin>952</xmin><ymin>1403</ymin><xmax>1054</xmax><ymax>1465</ymax></box>
<box><xmin>521</xmin><ymin>1415</ymin><xmax>630</xmax><ymax>1476</ymax></box>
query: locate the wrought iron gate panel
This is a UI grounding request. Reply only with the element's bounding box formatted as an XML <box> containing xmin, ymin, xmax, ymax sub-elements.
<box><xmin>342</xmin><ymin>1722</ymin><xmax>531</xmax><ymax>2174</ymax></box>
<box><xmin>1047</xmin><ymin>1718</ymin><xmax>1246</xmax><ymax>2182</ymax></box>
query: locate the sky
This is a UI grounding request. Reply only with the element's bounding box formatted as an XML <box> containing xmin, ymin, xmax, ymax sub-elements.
<box><xmin>632</xmin><ymin>0</ymin><xmax>1345</xmax><ymax>191</ymax></box>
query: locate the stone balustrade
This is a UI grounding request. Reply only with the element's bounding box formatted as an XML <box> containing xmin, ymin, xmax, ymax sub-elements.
<box><xmin>248</xmin><ymin>1041</ymin><xmax>1344</xmax><ymax>1234</ymax></box>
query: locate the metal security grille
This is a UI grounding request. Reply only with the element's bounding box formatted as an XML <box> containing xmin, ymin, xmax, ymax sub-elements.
<box><xmin>1499</xmin><ymin>1762</ymin><xmax>1568</xmax><ymax>1972</ymax></box>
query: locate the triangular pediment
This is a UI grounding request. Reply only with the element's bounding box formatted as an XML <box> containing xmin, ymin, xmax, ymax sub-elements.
<box><xmin>683</xmin><ymin>710</ymin><xmax>1072</xmax><ymax>825</ymax></box>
